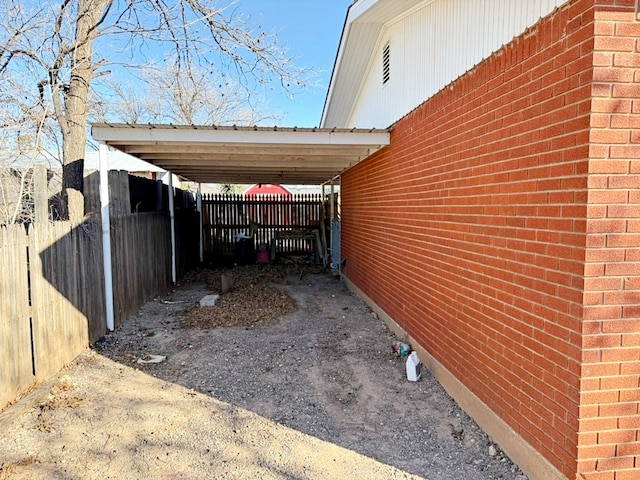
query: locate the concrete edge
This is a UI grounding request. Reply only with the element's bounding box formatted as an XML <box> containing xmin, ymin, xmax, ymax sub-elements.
<box><xmin>343</xmin><ymin>276</ymin><xmax>567</xmax><ymax>480</ymax></box>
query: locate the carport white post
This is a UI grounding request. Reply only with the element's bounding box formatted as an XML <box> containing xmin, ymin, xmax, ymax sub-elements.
<box><xmin>321</xmin><ymin>175</ymin><xmax>339</xmax><ymax>267</ymax></box>
<box><xmin>98</xmin><ymin>143</ymin><xmax>115</xmax><ymax>332</ymax></box>
<box><xmin>168</xmin><ymin>172</ymin><xmax>177</xmax><ymax>283</ymax></box>
<box><xmin>330</xmin><ymin>179</ymin><xmax>336</xmax><ymax>223</ymax></box>
<box><xmin>197</xmin><ymin>184</ymin><xmax>204</xmax><ymax>263</ymax></box>
<box><xmin>330</xmin><ymin>178</ymin><xmax>336</xmax><ymax>265</ymax></box>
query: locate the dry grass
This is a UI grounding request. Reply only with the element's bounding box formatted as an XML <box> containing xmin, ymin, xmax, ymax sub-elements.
<box><xmin>33</xmin><ymin>380</ymin><xmax>83</xmax><ymax>433</ymax></box>
<box><xmin>0</xmin><ymin>457</ymin><xmax>38</xmax><ymax>480</ymax></box>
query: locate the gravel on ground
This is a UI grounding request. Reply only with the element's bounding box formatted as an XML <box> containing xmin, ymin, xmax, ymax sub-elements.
<box><xmin>0</xmin><ymin>263</ymin><xmax>528</xmax><ymax>480</ymax></box>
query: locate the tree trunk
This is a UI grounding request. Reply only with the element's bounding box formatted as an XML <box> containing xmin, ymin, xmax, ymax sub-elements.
<box><xmin>62</xmin><ymin>130</ymin><xmax>86</xmax><ymax>224</ymax></box>
<box><xmin>61</xmin><ymin>0</ymin><xmax>109</xmax><ymax>223</ymax></box>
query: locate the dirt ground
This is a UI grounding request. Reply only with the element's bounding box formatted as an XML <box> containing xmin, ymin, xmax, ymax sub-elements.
<box><xmin>0</xmin><ymin>263</ymin><xmax>529</xmax><ymax>480</ymax></box>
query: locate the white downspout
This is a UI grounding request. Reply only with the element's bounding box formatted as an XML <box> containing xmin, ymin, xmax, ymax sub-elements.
<box><xmin>330</xmin><ymin>180</ymin><xmax>335</xmax><ymax>265</ymax></box>
<box><xmin>99</xmin><ymin>143</ymin><xmax>115</xmax><ymax>332</ymax></box>
<box><xmin>338</xmin><ymin>176</ymin><xmax>342</xmax><ymax>270</ymax></box>
<box><xmin>197</xmin><ymin>183</ymin><xmax>203</xmax><ymax>263</ymax></box>
<box><xmin>168</xmin><ymin>172</ymin><xmax>177</xmax><ymax>284</ymax></box>
<box><xmin>330</xmin><ymin>180</ymin><xmax>335</xmax><ymax>221</ymax></box>
<box><xmin>321</xmin><ymin>182</ymin><xmax>327</xmax><ymax>265</ymax></box>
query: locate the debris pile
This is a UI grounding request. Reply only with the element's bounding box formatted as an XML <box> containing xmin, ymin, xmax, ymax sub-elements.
<box><xmin>184</xmin><ymin>264</ymin><xmax>301</xmax><ymax>329</ymax></box>
<box><xmin>391</xmin><ymin>341</ymin><xmax>411</xmax><ymax>357</ymax></box>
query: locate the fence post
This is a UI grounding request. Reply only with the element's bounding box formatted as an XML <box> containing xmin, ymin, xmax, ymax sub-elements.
<box><xmin>168</xmin><ymin>173</ymin><xmax>176</xmax><ymax>283</ymax></box>
<box><xmin>155</xmin><ymin>179</ymin><xmax>164</xmax><ymax>212</ymax></box>
<box><xmin>108</xmin><ymin>171</ymin><xmax>130</xmax><ymax>216</ymax></box>
<box><xmin>33</xmin><ymin>165</ymin><xmax>48</xmax><ymax>223</ymax></box>
<box><xmin>197</xmin><ymin>184</ymin><xmax>203</xmax><ymax>263</ymax></box>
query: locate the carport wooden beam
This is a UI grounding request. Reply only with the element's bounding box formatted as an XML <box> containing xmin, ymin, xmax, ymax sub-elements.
<box><xmin>119</xmin><ymin>144</ymin><xmax>375</xmax><ymax>156</ymax></box>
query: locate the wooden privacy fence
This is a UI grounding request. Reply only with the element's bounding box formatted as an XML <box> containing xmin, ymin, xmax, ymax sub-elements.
<box><xmin>1</xmin><ymin>167</ymin><xmax>198</xmax><ymax>411</ymax></box>
<box><xmin>85</xmin><ymin>170</ymin><xmax>196</xmax><ymax>216</ymax></box>
<box><xmin>0</xmin><ymin>221</ymin><xmax>104</xmax><ymax>410</ymax></box>
<box><xmin>0</xmin><ymin>165</ymin><xmax>199</xmax><ymax>410</ymax></box>
<box><xmin>202</xmin><ymin>193</ymin><xmax>323</xmax><ymax>258</ymax></box>
<box><xmin>109</xmin><ymin>213</ymin><xmax>177</xmax><ymax>328</ymax></box>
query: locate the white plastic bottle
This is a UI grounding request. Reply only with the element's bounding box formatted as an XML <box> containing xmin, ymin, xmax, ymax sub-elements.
<box><xmin>406</xmin><ymin>351</ymin><xmax>422</xmax><ymax>382</ymax></box>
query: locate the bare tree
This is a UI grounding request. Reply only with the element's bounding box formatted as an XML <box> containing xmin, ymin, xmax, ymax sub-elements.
<box><xmin>0</xmin><ymin>0</ymin><xmax>308</xmax><ymax>222</ymax></box>
<box><xmin>0</xmin><ymin>151</ymin><xmax>63</xmax><ymax>225</ymax></box>
<box><xmin>0</xmin><ymin>165</ymin><xmax>33</xmax><ymax>225</ymax></box>
<box><xmin>96</xmin><ymin>60</ymin><xmax>280</xmax><ymax>126</ymax></box>
<box><xmin>0</xmin><ymin>67</ymin><xmax>62</xmax><ymax>226</ymax></box>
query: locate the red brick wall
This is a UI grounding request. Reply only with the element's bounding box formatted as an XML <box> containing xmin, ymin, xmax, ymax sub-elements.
<box><xmin>340</xmin><ymin>1</ymin><xmax>639</xmax><ymax>478</ymax></box>
<box><xmin>578</xmin><ymin>2</ymin><xmax>640</xmax><ymax>479</ymax></box>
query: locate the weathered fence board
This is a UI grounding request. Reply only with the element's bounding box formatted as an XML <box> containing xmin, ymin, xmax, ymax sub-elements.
<box><xmin>85</xmin><ymin>170</ymin><xmax>133</xmax><ymax>218</ymax></box>
<box><xmin>0</xmin><ymin>225</ymin><xmax>33</xmax><ymax>409</ymax></box>
<box><xmin>110</xmin><ymin>213</ymin><xmax>172</xmax><ymax>328</ymax></box>
<box><xmin>29</xmin><ymin>222</ymin><xmax>92</xmax><ymax>383</ymax></box>
<box><xmin>86</xmin><ymin>171</ymin><xmax>197</xmax><ymax>217</ymax></box>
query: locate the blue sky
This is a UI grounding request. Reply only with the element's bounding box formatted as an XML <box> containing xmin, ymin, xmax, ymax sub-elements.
<box><xmin>239</xmin><ymin>1</ymin><xmax>353</xmax><ymax>127</ymax></box>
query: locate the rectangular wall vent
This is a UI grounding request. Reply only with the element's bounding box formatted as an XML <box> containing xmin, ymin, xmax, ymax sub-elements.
<box><xmin>382</xmin><ymin>43</ymin><xmax>390</xmax><ymax>85</ymax></box>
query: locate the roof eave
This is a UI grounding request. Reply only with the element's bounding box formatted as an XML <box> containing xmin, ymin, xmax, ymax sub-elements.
<box><xmin>321</xmin><ymin>0</ymin><xmax>429</xmax><ymax>128</ymax></box>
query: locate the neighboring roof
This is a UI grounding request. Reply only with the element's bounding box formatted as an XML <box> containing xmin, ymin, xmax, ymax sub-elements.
<box><xmin>0</xmin><ymin>149</ymin><xmax>165</xmax><ymax>174</ymax></box>
<box><xmin>321</xmin><ymin>0</ymin><xmax>427</xmax><ymax>128</ymax></box>
<box><xmin>242</xmin><ymin>184</ymin><xmax>292</xmax><ymax>196</ymax></box>
<box><xmin>0</xmin><ymin>150</ymin><xmax>61</xmax><ymax>169</ymax></box>
<box><xmin>90</xmin><ymin>124</ymin><xmax>390</xmax><ymax>185</ymax></box>
<box><xmin>84</xmin><ymin>149</ymin><xmax>166</xmax><ymax>173</ymax></box>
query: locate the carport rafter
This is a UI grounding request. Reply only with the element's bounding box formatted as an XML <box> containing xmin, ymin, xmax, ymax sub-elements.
<box><xmin>117</xmin><ymin>144</ymin><xmax>376</xmax><ymax>157</ymax></box>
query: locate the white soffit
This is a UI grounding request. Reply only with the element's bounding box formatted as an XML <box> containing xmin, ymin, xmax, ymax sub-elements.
<box><xmin>90</xmin><ymin>124</ymin><xmax>390</xmax><ymax>185</ymax></box>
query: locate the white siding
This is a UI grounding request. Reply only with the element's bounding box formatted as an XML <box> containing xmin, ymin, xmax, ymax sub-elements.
<box><xmin>348</xmin><ymin>0</ymin><xmax>568</xmax><ymax>128</ymax></box>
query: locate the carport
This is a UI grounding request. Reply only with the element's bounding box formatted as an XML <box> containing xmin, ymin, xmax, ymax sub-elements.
<box><xmin>90</xmin><ymin>123</ymin><xmax>390</xmax><ymax>331</ymax></box>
